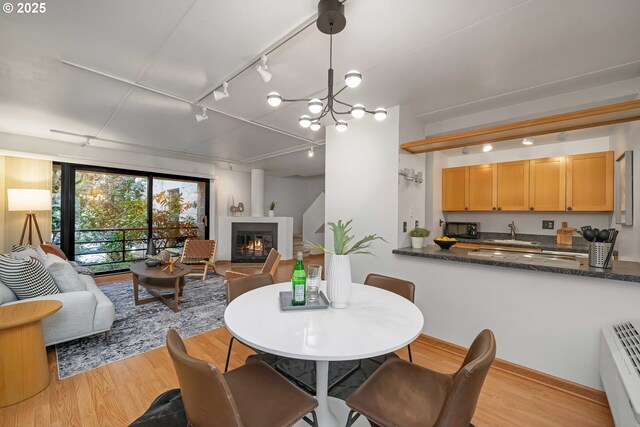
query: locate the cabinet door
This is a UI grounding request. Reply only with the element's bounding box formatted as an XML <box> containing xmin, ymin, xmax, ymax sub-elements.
<box><xmin>442</xmin><ymin>167</ymin><xmax>468</xmax><ymax>211</ymax></box>
<box><xmin>566</xmin><ymin>151</ymin><xmax>613</xmax><ymax>211</ymax></box>
<box><xmin>468</xmin><ymin>164</ymin><xmax>497</xmax><ymax>211</ymax></box>
<box><xmin>529</xmin><ymin>157</ymin><xmax>566</xmax><ymax>211</ymax></box>
<box><xmin>497</xmin><ymin>161</ymin><xmax>530</xmax><ymax>211</ymax></box>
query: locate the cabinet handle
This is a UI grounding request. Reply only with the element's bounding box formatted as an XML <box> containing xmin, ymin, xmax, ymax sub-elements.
<box><xmin>567</xmin><ymin>207</ymin><xmax>573</xmax><ymax>211</ymax></box>
<box><xmin>492</xmin><ymin>207</ymin><xmax>496</xmax><ymax>211</ymax></box>
<box><xmin>530</xmin><ymin>207</ymin><xmax>534</xmax><ymax>211</ymax></box>
<box><xmin>464</xmin><ymin>207</ymin><xmax>468</xmax><ymax>211</ymax></box>
<box><xmin>497</xmin><ymin>207</ymin><xmax>502</xmax><ymax>211</ymax></box>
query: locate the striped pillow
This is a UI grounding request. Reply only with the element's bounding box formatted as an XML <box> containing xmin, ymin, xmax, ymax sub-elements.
<box><xmin>11</xmin><ymin>244</ymin><xmax>46</xmax><ymax>263</ymax></box>
<box><xmin>0</xmin><ymin>254</ymin><xmax>60</xmax><ymax>300</ymax></box>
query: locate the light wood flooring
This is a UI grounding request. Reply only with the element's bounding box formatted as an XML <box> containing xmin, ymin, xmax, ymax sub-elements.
<box><xmin>1</xmin><ymin>256</ymin><xmax>614</xmax><ymax>427</ymax></box>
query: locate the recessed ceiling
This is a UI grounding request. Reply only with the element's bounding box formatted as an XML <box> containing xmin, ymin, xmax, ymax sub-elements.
<box><xmin>0</xmin><ymin>0</ymin><xmax>638</xmax><ymax>175</ymax></box>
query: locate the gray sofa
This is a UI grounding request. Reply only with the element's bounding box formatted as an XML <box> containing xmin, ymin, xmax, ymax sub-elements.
<box><xmin>0</xmin><ymin>274</ymin><xmax>115</xmax><ymax>346</ymax></box>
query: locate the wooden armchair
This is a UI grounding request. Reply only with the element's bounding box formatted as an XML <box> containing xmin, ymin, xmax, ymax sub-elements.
<box><xmin>179</xmin><ymin>239</ymin><xmax>217</xmax><ymax>281</ymax></box>
<box><xmin>224</xmin><ymin>248</ymin><xmax>281</xmax><ymax>284</ymax></box>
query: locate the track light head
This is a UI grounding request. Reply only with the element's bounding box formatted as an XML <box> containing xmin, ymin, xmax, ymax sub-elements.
<box><xmin>482</xmin><ymin>143</ymin><xmax>493</xmax><ymax>152</ymax></box>
<box><xmin>80</xmin><ymin>137</ymin><xmax>90</xmax><ymax>147</ymax></box>
<box><xmin>256</xmin><ymin>55</ymin><xmax>272</xmax><ymax>83</ymax></box>
<box><xmin>195</xmin><ymin>105</ymin><xmax>208</xmax><ymax>122</ymax></box>
<box><xmin>308</xmin><ymin>147</ymin><xmax>314</xmax><ymax>157</ymax></box>
<box><xmin>522</xmin><ymin>137</ymin><xmax>534</xmax><ymax>145</ymax></box>
<box><xmin>213</xmin><ymin>81</ymin><xmax>229</xmax><ymax>101</ymax></box>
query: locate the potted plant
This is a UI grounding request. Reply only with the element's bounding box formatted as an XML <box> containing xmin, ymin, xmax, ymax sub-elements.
<box><xmin>267</xmin><ymin>200</ymin><xmax>277</xmax><ymax>217</ymax></box>
<box><xmin>307</xmin><ymin>219</ymin><xmax>386</xmax><ymax>308</ymax></box>
<box><xmin>409</xmin><ymin>227</ymin><xmax>430</xmax><ymax>249</ymax></box>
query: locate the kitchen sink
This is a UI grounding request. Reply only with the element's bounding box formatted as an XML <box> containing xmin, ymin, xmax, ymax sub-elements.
<box><xmin>485</xmin><ymin>239</ymin><xmax>540</xmax><ymax>246</ymax></box>
<box><xmin>467</xmin><ymin>248</ymin><xmax>581</xmax><ymax>268</ymax></box>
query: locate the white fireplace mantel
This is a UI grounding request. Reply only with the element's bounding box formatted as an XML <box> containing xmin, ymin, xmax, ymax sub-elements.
<box><xmin>217</xmin><ymin>216</ymin><xmax>294</xmax><ymax>261</ymax></box>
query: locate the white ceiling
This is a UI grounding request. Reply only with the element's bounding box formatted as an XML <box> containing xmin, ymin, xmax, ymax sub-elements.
<box><xmin>0</xmin><ymin>0</ymin><xmax>639</xmax><ymax>176</ymax></box>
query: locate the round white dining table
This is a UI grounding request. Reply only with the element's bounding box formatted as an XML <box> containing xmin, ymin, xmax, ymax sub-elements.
<box><xmin>224</xmin><ymin>281</ymin><xmax>424</xmax><ymax>427</ymax></box>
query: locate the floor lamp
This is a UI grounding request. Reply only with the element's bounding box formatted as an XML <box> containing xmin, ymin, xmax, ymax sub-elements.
<box><xmin>7</xmin><ymin>189</ymin><xmax>52</xmax><ymax>246</ymax></box>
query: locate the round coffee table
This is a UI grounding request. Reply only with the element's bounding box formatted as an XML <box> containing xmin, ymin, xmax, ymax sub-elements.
<box><xmin>130</xmin><ymin>262</ymin><xmax>192</xmax><ymax>313</ymax></box>
<box><xmin>0</xmin><ymin>300</ymin><xmax>62</xmax><ymax>407</ymax></box>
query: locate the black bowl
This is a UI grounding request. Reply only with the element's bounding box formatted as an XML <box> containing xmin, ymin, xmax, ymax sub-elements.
<box><xmin>434</xmin><ymin>239</ymin><xmax>457</xmax><ymax>250</ymax></box>
<box><xmin>145</xmin><ymin>258</ymin><xmax>162</xmax><ymax>267</ymax></box>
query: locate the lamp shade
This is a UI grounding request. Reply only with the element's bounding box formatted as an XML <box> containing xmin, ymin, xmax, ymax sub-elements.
<box><xmin>7</xmin><ymin>189</ymin><xmax>52</xmax><ymax>212</ymax></box>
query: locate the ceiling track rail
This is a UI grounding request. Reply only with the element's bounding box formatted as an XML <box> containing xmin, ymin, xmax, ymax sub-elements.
<box><xmin>59</xmin><ymin>59</ymin><xmax>323</xmax><ymax>147</ymax></box>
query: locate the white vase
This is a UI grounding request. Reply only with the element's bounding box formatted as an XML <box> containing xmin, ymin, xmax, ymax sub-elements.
<box><xmin>327</xmin><ymin>254</ymin><xmax>352</xmax><ymax>309</ymax></box>
<box><xmin>411</xmin><ymin>237</ymin><xmax>424</xmax><ymax>249</ymax></box>
<box><xmin>268</xmin><ymin>210</ymin><xmax>275</xmax><ymax>217</ymax></box>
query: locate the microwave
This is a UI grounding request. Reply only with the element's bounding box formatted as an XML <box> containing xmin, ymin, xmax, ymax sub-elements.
<box><xmin>444</xmin><ymin>222</ymin><xmax>479</xmax><ymax>239</ymax></box>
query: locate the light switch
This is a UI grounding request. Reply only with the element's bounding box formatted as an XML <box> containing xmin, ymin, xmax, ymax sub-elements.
<box><xmin>402</xmin><ymin>222</ymin><xmax>407</xmax><ymax>232</ymax></box>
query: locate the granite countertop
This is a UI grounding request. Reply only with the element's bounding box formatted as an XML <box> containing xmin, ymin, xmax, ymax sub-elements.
<box><xmin>392</xmin><ymin>245</ymin><xmax>640</xmax><ymax>283</ymax></box>
<box><xmin>452</xmin><ymin>232</ymin><xmax>592</xmax><ymax>254</ymax></box>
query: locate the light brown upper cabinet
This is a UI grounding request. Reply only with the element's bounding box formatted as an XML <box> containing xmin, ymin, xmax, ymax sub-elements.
<box><xmin>529</xmin><ymin>157</ymin><xmax>566</xmax><ymax>211</ymax></box>
<box><xmin>566</xmin><ymin>151</ymin><xmax>614</xmax><ymax>211</ymax></box>
<box><xmin>442</xmin><ymin>167</ymin><xmax>468</xmax><ymax>211</ymax></box>
<box><xmin>468</xmin><ymin>164</ymin><xmax>497</xmax><ymax>211</ymax></box>
<box><xmin>497</xmin><ymin>160</ymin><xmax>530</xmax><ymax>211</ymax></box>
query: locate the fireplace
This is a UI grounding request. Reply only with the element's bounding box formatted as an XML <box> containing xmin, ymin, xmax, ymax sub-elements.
<box><xmin>231</xmin><ymin>222</ymin><xmax>278</xmax><ymax>263</ymax></box>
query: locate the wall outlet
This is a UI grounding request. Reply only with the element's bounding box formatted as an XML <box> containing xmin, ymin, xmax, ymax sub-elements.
<box><xmin>403</xmin><ymin>221</ymin><xmax>407</xmax><ymax>232</ymax></box>
<box><xmin>415</xmin><ymin>220</ymin><xmax>419</xmax><ymax>228</ymax></box>
<box><xmin>542</xmin><ymin>220</ymin><xmax>555</xmax><ymax>230</ymax></box>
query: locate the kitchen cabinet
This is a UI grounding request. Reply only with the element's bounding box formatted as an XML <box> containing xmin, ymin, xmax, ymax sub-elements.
<box><xmin>566</xmin><ymin>151</ymin><xmax>613</xmax><ymax>211</ymax></box>
<box><xmin>497</xmin><ymin>160</ymin><xmax>530</xmax><ymax>211</ymax></box>
<box><xmin>468</xmin><ymin>164</ymin><xmax>497</xmax><ymax>211</ymax></box>
<box><xmin>442</xmin><ymin>167</ymin><xmax>468</xmax><ymax>211</ymax></box>
<box><xmin>529</xmin><ymin>157</ymin><xmax>566</xmax><ymax>211</ymax></box>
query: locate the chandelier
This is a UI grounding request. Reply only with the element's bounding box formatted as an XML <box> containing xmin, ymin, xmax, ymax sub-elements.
<box><xmin>266</xmin><ymin>0</ymin><xmax>387</xmax><ymax>133</ymax></box>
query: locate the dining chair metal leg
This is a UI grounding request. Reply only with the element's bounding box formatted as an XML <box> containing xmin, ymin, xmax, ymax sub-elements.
<box><xmin>345</xmin><ymin>410</ymin><xmax>361</xmax><ymax>427</ymax></box>
<box><xmin>407</xmin><ymin>343</ymin><xmax>413</xmax><ymax>362</ymax></box>
<box><xmin>302</xmin><ymin>410</ymin><xmax>319</xmax><ymax>427</ymax></box>
<box><xmin>224</xmin><ymin>336</ymin><xmax>235</xmax><ymax>372</ymax></box>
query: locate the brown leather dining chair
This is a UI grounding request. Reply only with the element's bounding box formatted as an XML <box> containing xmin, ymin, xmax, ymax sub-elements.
<box><xmin>364</xmin><ymin>273</ymin><xmax>416</xmax><ymax>362</ymax></box>
<box><xmin>166</xmin><ymin>329</ymin><xmax>318</xmax><ymax>427</ymax></box>
<box><xmin>224</xmin><ymin>273</ymin><xmax>274</xmax><ymax>372</ymax></box>
<box><xmin>345</xmin><ymin>329</ymin><xmax>496</xmax><ymax>427</ymax></box>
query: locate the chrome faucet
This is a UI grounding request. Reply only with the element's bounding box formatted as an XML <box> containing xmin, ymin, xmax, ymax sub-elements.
<box><xmin>508</xmin><ymin>221</ymin><xmax>516</xmax><ymax>240</ymax></box>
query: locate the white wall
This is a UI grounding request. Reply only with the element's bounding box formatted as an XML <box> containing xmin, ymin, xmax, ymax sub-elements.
<box><xmin>444</xmin><ymin>137</ymin><xmax>614</xmax><ymax>235</ymax></box>
<box><xmin>215</xmin><ymin>167</ymin><xmax>325</xmax><ymax>235</ymax></box>
<box><xmin>609</xmin><ymin>120</ymin><xmax>640</xmax><ymax>262</ymax></box>
<box><xmin>325</xmin><ymin>104</ymin><xmax>640</xmax><ymax>390</ymax></box>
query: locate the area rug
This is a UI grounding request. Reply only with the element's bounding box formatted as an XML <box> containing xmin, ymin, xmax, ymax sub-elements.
<box><xmin>55</xmin><ymin>273</ymin><xmax>227</xmax><ymax>379</ymax></box>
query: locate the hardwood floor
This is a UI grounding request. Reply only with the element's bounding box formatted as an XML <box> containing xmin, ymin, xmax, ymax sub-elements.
<box><xmin>1</xmin><ymin>255</ymin><xmax>614</xmax><ymax>427</ymax></box>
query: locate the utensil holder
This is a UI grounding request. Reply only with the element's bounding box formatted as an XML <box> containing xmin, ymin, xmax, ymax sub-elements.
<box><xmin>589</xmin><ymin>242</ymin><xmax>613</xmax><ymax>268</ymax></box>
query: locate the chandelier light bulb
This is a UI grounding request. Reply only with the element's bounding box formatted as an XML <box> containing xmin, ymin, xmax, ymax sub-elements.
<box><xmin>308</xmin><ymin>98</ymin><xmax>323</xmax><ymax>114</ymax></box>
<box><xmin>482</xmin><ymin>143</ymin><xmax>493</xmax><ymax>152</ymax></box>
<box><xmin>308</xmin><ymin>147</ymin><xmax>314</xmax><ymax>157</ymax></box>
<box><xmin>299</xmin><ymin>115</ymin><xmax>312</xmax><ymax>128</ymax></box>
<box><xmin>267</xmin><ymin>92</ymin><xmax>282</xmax><ymax>107</ymax></box>
<box><xmin>344</xmin><ymin>70</ymin><xmax>362</xmax><ymax>88</ymax></box>
<box><xmin>350</xmin><ymin>104</ymin><xmax>365</xmax><ymax>119</ymax></box>
<box><xmin>310</xmin><ymin>120</ymin><xmax>322</xmax><ymax>132</ymax></box>
<box><xmin>335</xmin><ymin>120</ymin><xmax>348</xmax><ymax>133</ymax></box>
<box><xmin>374</xmin><ymin>107</ymin><xmax>387</xmax><ymax>121</ymax></box>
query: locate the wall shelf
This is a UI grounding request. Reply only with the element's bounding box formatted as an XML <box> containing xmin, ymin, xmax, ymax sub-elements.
<box><xmin>401</xmin><ymin>100</ymin><xmax>640</xmax><ymax>154</ymax></box>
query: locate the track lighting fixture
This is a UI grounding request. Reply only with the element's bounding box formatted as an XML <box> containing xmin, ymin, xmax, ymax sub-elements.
<box><xmin>256</xmin><ymin>55</ymin><xmax>272</xmax><ymax>83</ymax></box>
<box><xmin>308</xmin><ymin>147</ymin><xmax>314</xmax><ymax>157</ymax></box>
<box><xmin>482</xmin><ymin>143</ymin><xmax>493</xmax><ymax>152</ymax></box>
<box><xmin>80</xmin><ymin>136</ymin><xmax>90</xmax><ymax>147</ymax></box>
<box><xmin>195</xmin><ymin>105</ymin><xmax>208</xmax><ymax>122</ymax></box>
<box><xmin>557</xmin><ymin>132</ymin><xmax>569</xmax><ymax>142</ymax></box>
<box><xmin>213</xmin><ymin>81</ymin><xmax>229</xmax><ymax>101</ymax></box>
<box><xmin>461</xmin><ymin>147</ymin><xmax>470</xmax><ymax>155</ymax></box>
<box><xmin>266</xmin><ymin>0</ymin><xmax>386</xmax><ymax>133</ymax></box>
<box><xmin>522</xmin><ymin>137</ymin><xmax>534</xmax><ymax>145</ymax></box>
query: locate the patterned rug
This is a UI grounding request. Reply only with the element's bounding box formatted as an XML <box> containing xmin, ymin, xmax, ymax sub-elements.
<box><xmin>55</xmin><ymin>273</ymin><xmax>227</xmax><ymax>379</ymax></box>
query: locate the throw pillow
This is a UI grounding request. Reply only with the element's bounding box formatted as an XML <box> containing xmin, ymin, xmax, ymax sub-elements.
<box><xmin>11</xmin><ymin>244</ymin><xmax>46</xmax><ymax>263</ymax></box>
<box><xmin>0</xmin><ymin>280</ymin><xmax>18</xmax><ymax>304</ymax></box>
<box><xmin>40</xmin><ymin>242</ymin><xmax>67</xmax><ymax>260</ymax></box>
<box><xmin>44</xmin><ymin>254</ymin><xmax>87</xmax><ymax>293</ymax></box>
<box><xmin>0</xmin><ymin>254</ymin><xmax>60</xmax><ymax>300</ymax></box>
<box><xmin>69</xmin><ymin>261</ymin><xmax>95</xmax><ymax>277</ymax></box>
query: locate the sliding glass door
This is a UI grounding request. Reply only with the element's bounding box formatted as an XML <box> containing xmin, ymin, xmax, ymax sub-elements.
<box><xmin>53</xmin><ymin>163</ymin><xmax>209</xmax><ymax>274</ymax></box>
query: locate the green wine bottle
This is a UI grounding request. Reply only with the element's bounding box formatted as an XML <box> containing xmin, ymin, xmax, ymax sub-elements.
<box><xmin>291</xmin><ymin>252</ymin><xmax>306</xmax><ymax>305</ymax></box>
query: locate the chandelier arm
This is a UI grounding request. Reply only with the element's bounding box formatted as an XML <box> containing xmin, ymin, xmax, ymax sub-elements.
<box><xmin>332</xmin><ymin>110</ymin><xmax>352</xmax><ymax>115</ymax></box>
<box><xmin>333</xmin><ymin>98</ymin><xmax>353</xmax><ymax>108</ymax></box>
<box><xmin>330</xmin><ymin>109</ymin><xmax>340</xmax><ymax>123</ymax></box>
<box><xmin>333</xmin><ymin>85</ymin><xmax>348</xmax><ymax>97</ymax></box>
<box><xmin>281</xmin><ymin>97</ymin><xmax>313</xmax><ymax>103</ymax></box>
